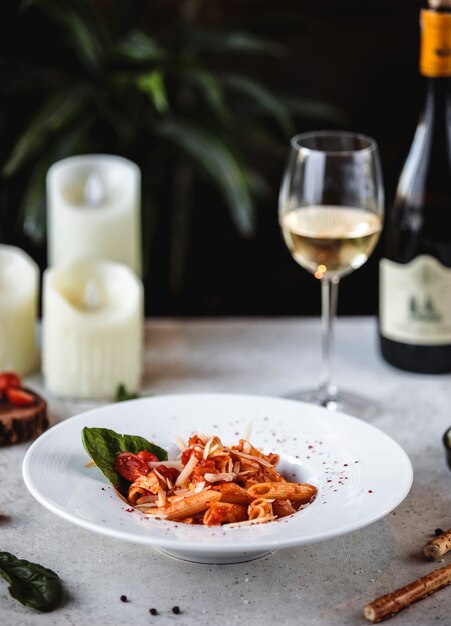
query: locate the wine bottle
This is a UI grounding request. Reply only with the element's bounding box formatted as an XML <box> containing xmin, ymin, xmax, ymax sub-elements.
<box><xmin>379</xmin><ymin>0</ymin><xmax>451</xmax><ymax>373</ymax></box>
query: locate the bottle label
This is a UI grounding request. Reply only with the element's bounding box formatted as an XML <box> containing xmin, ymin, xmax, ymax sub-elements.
<box><xmin>420</xmin><ymin>9</ymin><xmax>451</xmax><ymax>77</ymax></box>
<box><xmin>380</xmin><ymin>256</ymin><xmax>451</xmax><ymax>345</ymax></box>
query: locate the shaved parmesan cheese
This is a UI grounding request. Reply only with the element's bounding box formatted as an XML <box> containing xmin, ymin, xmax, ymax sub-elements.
<box><xmin>148</xmin><ymin>461</ymin><xmax>182</xmax><ymax>469</ymax></box>
<box><xmin>232</xmin><ymin>450</ymin><xmax>273</xmax><ymax>467</ymax></box>
<box><xmin>242</xmin><ymin>420</ymin><xmax>253</xmax><ymax>441</ymax></box>
<box><xmin>157</xmin><ymin>488</ymin><xmax>167</xmax><ymax>507</ymax></box>
<box><xmin>204</xmin><ymin>473</ymin><xmax>236</xmax><ymax>483</ymax></box>
<box><xmin>153</xmin><ymin>468</ymin><xmax>167</xmax><ymax>486</ymax></box>
<box><xmin>194</xmin><ymin>481</ymin><xmax>206</xmax><ymax>493</ymax></box>
<box><xmin>243</xmin><ymin>441</ymin><xmax>251</xmax><ymax>454</ymax></box>
<box><xmin>136</xmin><ymin>495</ymin><xmax>157</xmax><ymax>505</ymax></box>
<box><xmin>167</xmin><ymin>495</ymin><xmax>185</xmax><ymax>503</ymax></box>
<box><xmin>175</xmin><ymin>454</ymin><xmax>199</xmax><ymax>486</ymax></box>
<box><xmin>203</xmin><ymin>437</ymin><xmax>214</xmax><ymax>459</ymax></box>
<box><xmin>134</xmin><ymin>503</ymin><xmax>157</xmax><ymax>511</ymax></box>
<box><xmin>175</xmin><ymin>436</ymin><xmax>187</xmax><ymax>451</ymax></box>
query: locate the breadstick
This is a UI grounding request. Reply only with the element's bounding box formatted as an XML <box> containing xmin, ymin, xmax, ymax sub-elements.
<box><xmin>423</xmin><ymin>529</ymin><xmax>451</xmax><ymax>560</ymax></box>
<box><xmin>363</xmin><ymin>563</ymin><xmax>451</xmax><ymax>623</ymax></box>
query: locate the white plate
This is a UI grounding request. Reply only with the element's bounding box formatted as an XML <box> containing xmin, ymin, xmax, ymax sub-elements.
<box><xmin>23</xmin><ymin>394</ymin><xmax>413</xmax><ymax>564</ymax></box>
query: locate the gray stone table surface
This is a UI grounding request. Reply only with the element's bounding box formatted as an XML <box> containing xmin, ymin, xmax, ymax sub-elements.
<box><xmin>1</xmin><ymin>317</ymin><xmax>450</xmax><ymax>626</ymax></box>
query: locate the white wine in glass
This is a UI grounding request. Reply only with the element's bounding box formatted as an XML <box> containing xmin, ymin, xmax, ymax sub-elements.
<box><xmin>279</xmin><ymin>132</ymin><xmax>384</xmax><ymax>418</ymax></box>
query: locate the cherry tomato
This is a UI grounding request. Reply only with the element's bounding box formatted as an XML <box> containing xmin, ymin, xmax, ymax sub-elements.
<box><xmin>181</xmin><ymin>447</ymin><xmax>203</xmax><ymax>466</ymax></box>
<box><xmin>190</xmin><ymin>459</ymin><xmax>216</xmax><ymax>484</ymax></box>
<box><xmin>114</xmin><ymin>452</ymin><xmax>149</xmax><ymax>482</ymax></box>
<box><xmin>181</xmin><ymin>448</ymin><xmax>192</xmax><ymax>466</ymax></box>
<box><xmin>6</xmin><ymin>388</ymin><xmax>34</xmax><ymax>406</ymax></box>
<box><xmin>0</xmin><ymin>372</ymin><xmax>22</xmax><ymax>394</ymax></box>
<box><xmin>137</xmin><ymin>450</ymin><xmax>159</xmax><ymax>463</ymax></box>
<box><xmin>154</xmin><ymin>465</ymin><xmax>180</xmax><ymax>483</ymax></box>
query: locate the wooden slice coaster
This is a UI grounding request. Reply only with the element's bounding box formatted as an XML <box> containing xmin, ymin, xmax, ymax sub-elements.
<box><xmin>0</xmin><ymin>389</ymin><xmax>48</xmax><ymax>446</ymax></box>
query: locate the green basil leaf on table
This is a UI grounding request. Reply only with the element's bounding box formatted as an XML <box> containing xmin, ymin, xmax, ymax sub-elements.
<box><xmin>82</xmin><ymin>427</ymin><xmax>167</xmax><ymax>493</ymax></box>
<box><xmin>115</xmin><ymin>383</ymin><xmax>139</xmax><ymax>402</ymax></box>
<box><xmin>0</xmin><ymin>552</ymin><xmax>63</xmax><ymax>612</ymax></box>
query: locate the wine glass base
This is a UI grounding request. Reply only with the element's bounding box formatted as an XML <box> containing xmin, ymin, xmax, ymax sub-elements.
<box><xmin>283</xmin><ymin>388</ymin><xmax>380</xmax><ymax>420</ymax></box>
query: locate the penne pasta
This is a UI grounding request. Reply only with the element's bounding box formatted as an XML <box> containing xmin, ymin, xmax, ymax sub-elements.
<box><xmin>147</xmin><ymin>489</ymin><xmax>222</xmax><ymax>521</ymax></box>
<box><xmin>128</xmin><ymin>472</ymin><xmax>161</xmax><ymax>503</ymax></box>
<box><xmin>114</xmin><ymin>430</ymin><xmax>317</xmax><ymax>526</ymax></box>
<box><xmin>247</xmin><ymin>482</ymin><xmax>317</xmax><ymax>503</ymax></box>
<box><xmin>212</xmin><ymin>483</ymin><xmax>253</xmax><ymax>505</ymax></box>
<box><xmin>248</xmin><ymin>497</ymin><xmax>274</xmax><ymax>520</ymax></box>
<box><xmin>203</xmin><ymin>502</ymin><xmax>248</xmax><ymax>525</ymax></box>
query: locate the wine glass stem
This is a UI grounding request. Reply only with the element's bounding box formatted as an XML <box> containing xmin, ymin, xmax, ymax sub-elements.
<box><xmin>319</xmin><ymin>276</ymin><xmax>339</xmax><ymax>401</ymax></box>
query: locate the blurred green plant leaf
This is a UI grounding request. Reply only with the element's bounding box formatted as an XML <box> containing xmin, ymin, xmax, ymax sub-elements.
<box><xmin>242</xmin><ymin>167</ymin><xmax>271</xmax><ymax>198</ymax></box>
<box><xmin>222</xmin><ymin>74</ymin><xmax>293</xmax><ymax>134</ymax></box>
<box><xmin>30</xmin><ymin>0</ymin><xmax>109</xmax><ymax>72</ymax></box>
<box><xmin>186</xmin><ymin>28</ymin><xmax>284</xmax><ymax>57</ymax></box>
<box><xmin>3</xmin><ymin>88</ymin><xmax>88</xmax><ymax>178</ymax></box>
<box><xmin>238</xmin><ymin>122</ymin><xmax>288</xmax><ymax>159</ymax></box>
<box><xmin>281</xmin><ymin>95</ymin><xmax>350</xmax><ymax>125</ymax></box>
<box><xmin>183</xmin><ymin>67</ymin><xmax>230</xmax><ymax>123</ymax></box>
<box><xmin>136</xmin><ymin>70</ymin><xmax>169</xmax><ymax>113</ymax></box>
<box><xmin>156</xmin><ymin>120</ymin><xmax>255</xmax><ymax>236</ymax></box>
<box><xmin>115</xmin><ymin>31</ymin><xmax>165</xmax><ymax>63</ymax></box>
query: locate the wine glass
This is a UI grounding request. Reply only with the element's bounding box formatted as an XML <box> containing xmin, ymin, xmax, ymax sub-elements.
<box><xmin>279</xmin><ymin>131</ymin><xmax>384</xmax><ymax>418</ymax></box>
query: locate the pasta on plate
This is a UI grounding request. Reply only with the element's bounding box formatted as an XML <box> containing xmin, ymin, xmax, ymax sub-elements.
<box><xmin>115</xmin><ymin>433</ymin><xmax>317</xmax><ymax>526</ymax></box>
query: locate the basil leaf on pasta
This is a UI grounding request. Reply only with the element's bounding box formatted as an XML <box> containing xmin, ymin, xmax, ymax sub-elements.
<box><xmin>82</xmin><ymin>427</ymin><xmax>167</xmax><ymax>492</ymax></box>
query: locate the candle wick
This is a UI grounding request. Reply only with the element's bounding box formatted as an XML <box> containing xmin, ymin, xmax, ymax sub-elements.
<box><xmin>84</xmin><ymin>174</ymin><xmax>104</xmax><ymax>207</ymax></box>
<box><xmin>83</xmin><ymin>279</ymin><xmax>102</xmax><ymax>310</ymax></box>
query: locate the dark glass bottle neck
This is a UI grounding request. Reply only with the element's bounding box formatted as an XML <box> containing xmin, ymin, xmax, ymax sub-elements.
<box><xmin>423</xmin><ymin>76</ymin><xmax>451</xmax><ymax>130</ymax></box>
<box><xmin>425</xmin><ymin>76</ymin><xmax>450</xmax><ymax>101</ymax></box>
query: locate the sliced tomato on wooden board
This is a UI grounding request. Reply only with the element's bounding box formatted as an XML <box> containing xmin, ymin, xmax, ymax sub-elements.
<box><xmin>6</xmin><ymin>388</ymin><xmax>35</xmax><ymax>406</ymax></box>
<box><xmin>0</xmin><ymin>372</ymin><xmax>22</xmax><ymax>394</ymax></box>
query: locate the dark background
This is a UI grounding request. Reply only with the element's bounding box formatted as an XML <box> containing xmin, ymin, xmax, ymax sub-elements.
<box><xmin>0</xmin><ymin>0</ymin><xmax>426</xmax><ymax>316</ymax></box>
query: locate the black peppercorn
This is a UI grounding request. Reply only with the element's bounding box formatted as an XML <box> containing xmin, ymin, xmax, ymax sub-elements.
<box><xmin>172</xmin><ymin>606</ymin><xmax>181</xmax><ymax>614</ymax></box>
<box><xmin>435</xmin><ymin>528</ymin><xmax>444</xmax><ymax>536</ymax></box>
<box><xmin>149</xmin><ymin>608</ymin><xmax>158</xmax><ymax>615</ymax></box>
<box><xmin>120</xmin><ymin>595</ymin><xmax>128</xmax><ymax>603</ymax></box>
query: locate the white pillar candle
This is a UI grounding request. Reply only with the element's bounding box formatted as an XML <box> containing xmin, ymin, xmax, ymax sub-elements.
<box><xmin>0</xmin><ymin>245</ymin><xmax>39</xmax><ymax>375</ymax></box>
<box><xmin>47</xmin><ymin>155</ymin><xmax>142</xmax><ymax>275</ymax></box>
<box><xmin>42</xmin><ymin>258</ymin><xmax>143</xmax><ymax>398</ymax></box>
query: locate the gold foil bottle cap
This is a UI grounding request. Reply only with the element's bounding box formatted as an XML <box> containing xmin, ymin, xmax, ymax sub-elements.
<box><xmin>429</xmin><ymin>0</ymin><xmax>451</xmax><ymax>8</ymax></box>
<box><xmin>420</xmin><ymin>8</ymin><xmax>451</xmax><ymax>77</ymax></box>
